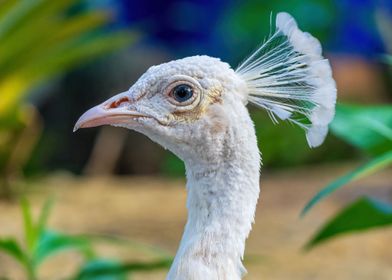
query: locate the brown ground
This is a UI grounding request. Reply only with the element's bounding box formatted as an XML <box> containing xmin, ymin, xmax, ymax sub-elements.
<box><xmin>0</xmin><ymin>163</ymin><xmax>391</xmax><ymax>279</ymax></box>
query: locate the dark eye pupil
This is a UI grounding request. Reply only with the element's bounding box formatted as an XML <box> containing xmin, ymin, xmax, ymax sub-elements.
<box><xmin>173</xmin><ymin>84</ymin><xmax>193</xmax><ymax>102</ymax></box>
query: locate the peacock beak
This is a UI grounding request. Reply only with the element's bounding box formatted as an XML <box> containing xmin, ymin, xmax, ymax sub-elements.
<box><xmin>73</xmin><ymin>92</ymin><xmax>148</xmax><ymax>132</ymax></box>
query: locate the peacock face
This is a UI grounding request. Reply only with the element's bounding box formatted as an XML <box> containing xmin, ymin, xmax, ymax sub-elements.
<box><xmin>74</xmin><ymin>56</ymin><xmax>248</xmax><ymax>160</ymax></box>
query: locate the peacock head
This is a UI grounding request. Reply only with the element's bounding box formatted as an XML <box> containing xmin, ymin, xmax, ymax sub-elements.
<box><xmin>74</xmin><ymin>12</ymin><xmax>337</xmax><ymax>161</ymax></box>
<box><xmin>74</xmin><ymin>56</ymin><xmax>250</xmax><ymax>161</ymax></box>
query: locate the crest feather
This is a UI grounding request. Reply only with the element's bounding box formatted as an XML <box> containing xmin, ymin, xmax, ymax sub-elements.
<box><xmin>236</xmin><ymin>12</ymin><xmax>337</xmax><ymax>148</ymax></box>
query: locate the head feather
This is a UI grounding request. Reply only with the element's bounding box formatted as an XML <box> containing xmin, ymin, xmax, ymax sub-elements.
<box><xmin>236</xmin><ymin>12</ymin><xmax>337</xmax><ymax>147</ymax></box>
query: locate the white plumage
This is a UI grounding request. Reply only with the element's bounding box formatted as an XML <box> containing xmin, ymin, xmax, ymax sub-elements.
<box><xmin>75</xmin><ymin>12</ymin><xmax>336</xmax><ymax>280</ymax></box>
<box><xmin>237</xmin><ymin>12</ymin><xmax>336</xmax><ymax>147</ymax></box>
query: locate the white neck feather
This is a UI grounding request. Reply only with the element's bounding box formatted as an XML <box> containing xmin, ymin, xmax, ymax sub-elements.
<box><xmin>167</xmin><ymin>106</ymin><xmax>260</xmax><ymax>280</ymax></box>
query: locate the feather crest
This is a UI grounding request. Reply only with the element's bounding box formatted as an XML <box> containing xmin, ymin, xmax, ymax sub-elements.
<box><xmin>236</xmin><ymin>12</ymin><xmax>337</xmax><ymax>147</ymax></box>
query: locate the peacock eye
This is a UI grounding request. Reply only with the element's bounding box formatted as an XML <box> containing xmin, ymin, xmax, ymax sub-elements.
<box><xmin>172</xmin><ymin>84</ymin><xmax>193</xmax><ymax>103</ymax></box>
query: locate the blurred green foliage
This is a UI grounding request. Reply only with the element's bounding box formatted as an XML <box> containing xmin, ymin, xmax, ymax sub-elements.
<box><xmin>0</xmin><ymin>0</ymin><xmax>135</xmax><ymax>197</ymax></box>
<box><xmin>304</xmin><ymin>103</ymin><xmax>392</xmax><ymax>248</ymax></box>
<box><xmin>303</xmin><ymin>104</ymin><xmax>392</xmax><ymax>214</ymax></box>
<box><xmin>303</xmin><ymin>10</ymin><xmax>392</xmax><ymax>249</ymax></box>
<box><xmin>331</xmin><ymin>104</ymin><xmax>392</xmax><ymax>156</ymax></box>
<box><xmin>0</xmin><ymin>199</ymin><xmax>171</xmax><ymax>280</ymax></box>
<box><xmin>303</xmin><ymin>149</ymin><xmax>392</xmax><ymax>216</ymax></box>
<box><xmin>306</xmin><ymin>196</ymin><xmax>392</xmax><ymax>248</ymax></box>
<box><xmin>219</xmin><ymin>0</ymin><xmax>336</xmax><ymax>64</ymax></box>
<box><xmin>0</xmin><ymin>0</ymin><xmax>134</xmax><ymax>117</ymax></box>
<box><xmin>75</xmin><ymin>259</ymin><xmax>171</xmax><ymax>280</ymax></box>
<box><xmin>0</xmin><ymin>199</ymin><xmax>92</xmax><ymax>280</ymax></box>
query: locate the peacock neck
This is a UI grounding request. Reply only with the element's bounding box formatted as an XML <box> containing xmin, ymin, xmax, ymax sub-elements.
<box><xmin>167</xmin><ymin>117</ymin><xmax>261</xmax><ymax>280</ymax></box>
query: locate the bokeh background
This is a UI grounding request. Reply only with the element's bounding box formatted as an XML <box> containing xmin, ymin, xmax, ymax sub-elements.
<box><xmin>0</xmin><ymin>0</ymin><xmax>391</xmax><ymax>279</ymax></box>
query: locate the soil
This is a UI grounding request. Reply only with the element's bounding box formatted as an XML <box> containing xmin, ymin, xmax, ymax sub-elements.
<box><xmin>0</xmin><ymin>163</ymin><xmax>391</xmax><ymax>279</ymax></box>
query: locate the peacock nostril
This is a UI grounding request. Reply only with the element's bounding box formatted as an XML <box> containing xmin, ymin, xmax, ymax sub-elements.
<box><xmin>109</xmin><ymin>97</ymin><xmax>130</xmax><ymax>109</ymax></box>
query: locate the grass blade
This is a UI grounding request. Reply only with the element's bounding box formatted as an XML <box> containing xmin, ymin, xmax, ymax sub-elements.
<box><xmin>302</xmin><ymin>150</ymin><xmax>392</xmax><ymax>216</ymax></box>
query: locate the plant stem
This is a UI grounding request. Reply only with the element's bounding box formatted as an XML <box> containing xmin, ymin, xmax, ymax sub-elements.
<box><xmin>24</xmin><ymin>258</ymin><xmax>37</xmax><ymax>280</ymax></box>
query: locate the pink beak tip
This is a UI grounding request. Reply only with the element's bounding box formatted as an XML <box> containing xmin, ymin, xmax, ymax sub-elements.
<box><xmin>73</xmin><ymin>123</ymin><xmax>81</xmax><ymax>132</ymax></box>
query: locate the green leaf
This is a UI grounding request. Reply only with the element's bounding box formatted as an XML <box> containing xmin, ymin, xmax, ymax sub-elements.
<box><xmin>0</xmin><ymin>10</ymin><xmax>112</xmax><ymax>75</ymax></box>
<box><xmin>33</xmin><ymin>230</ymin><xmax>94</xmax><ymax>267</ymax></box>
<box><xmin>306</xmin><ymin>197</ymin><xmax>392</xmax><ymax>249</ymax></box>
<box><xmin>302</xmin><ymin>150</ymin><xmax>392</xmax><ymax>215</ymax></box>
<box><xmin>36</xmin><ymin>198</ymin><xmax>54</xmax><ymax>239</ymax></box>
<box><xmin>24</xmin><ymin>30</ymin><xmax>134</xmax><ymax>83</ymax></box>
<box><xmin>331</xmin><ymin>104</ymin><xmax>392</xmax><ymax>155</ymax></box>
<box><xmin>74</xmin><ymin>259</ymin><xmax>172</xmax><ymax>280</ymax></box>
<box><xmin>20</xmin><ymin>198</ymin><xmax>54</xmax><ymax>257</ymax></box>
<box><xmin>20</xmin><ymin>198</ymin><xmax>36</xmax><ymax>254</ymax></box>
<box><xmin>75</xmin><ymin>259</ymin><xmax>127</xmax><ymax>280</ymax></box>
<box><xmin>0</xmin><ymin>0</ymin><xmax>76</xmax><ymax>41</ymax></box>
<box><xmin>0</xmin><ymin>0</ymin><xmax>42</xmax><ymax>39</ymax></box>
<box><xmin>0</xmin><ymin>0</ymin><xmax>18</xmax><ymax>20</ymax></box>
<box><xmin>0</xmin><ymin>0</ymin><xmax>135</xmax><ymax>118</ymax></box>
<box><xmin>0</xmin><ymin>238</ymin><xmax>26</xmax><ymax>264</ymax></box>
